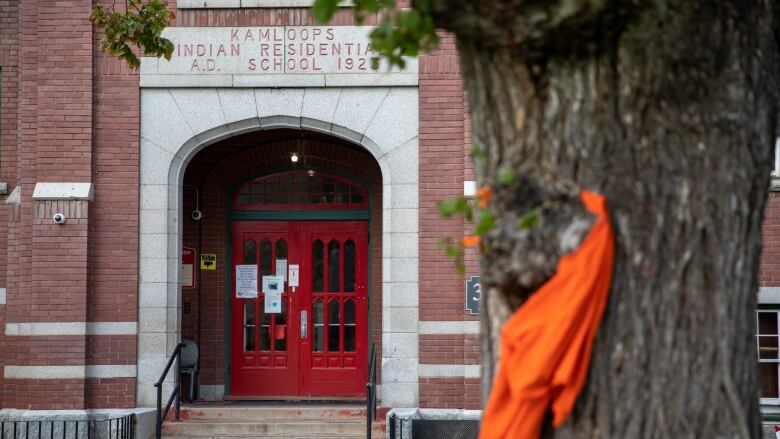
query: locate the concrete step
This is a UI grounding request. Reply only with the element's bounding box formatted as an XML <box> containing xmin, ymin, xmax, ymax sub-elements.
<box><xmin>177</xmin><ymin>405</ymin><xmax>367</xmax><ymax>422</ymax></box>
<box><xmin>161</xmin><ymin>420</ymin><xmax>385</xmax><ymax>437</ymax></box>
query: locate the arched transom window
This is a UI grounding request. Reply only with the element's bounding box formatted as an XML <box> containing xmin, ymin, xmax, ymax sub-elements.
<box><xmin>233</xmin><ymin>170</ymin><xmax>368</xmax><ymax>210</ymax></box>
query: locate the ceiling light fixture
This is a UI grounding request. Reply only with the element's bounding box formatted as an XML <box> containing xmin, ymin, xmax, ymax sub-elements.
<box><xmin>290</xmin><ymin>153</ymin><xmax>299</xmax><ymax>163</ymax></box>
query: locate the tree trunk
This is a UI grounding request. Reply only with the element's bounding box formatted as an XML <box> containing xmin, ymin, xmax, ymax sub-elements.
<box><xmin>441</xmin><ymin>1</ymin><xmax>780</xmax><ymax>436</ymax></box>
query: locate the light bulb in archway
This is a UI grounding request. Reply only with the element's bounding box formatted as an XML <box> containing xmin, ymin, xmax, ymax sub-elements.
<box><xmin>291</xmin><ymin>153</ymin><xmax>299</xmax><ymax>163</ymax></box>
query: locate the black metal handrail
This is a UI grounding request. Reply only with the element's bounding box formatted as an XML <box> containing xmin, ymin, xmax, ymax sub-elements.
<box><xmin>155</xmin><ymin>342</ymin><xmax>185</xmax><ymax>439</ymax></box>
<box><xmin>366</xmin><ymin>341</ymin><xmax>377</xmax><ymax>439</ymax></box>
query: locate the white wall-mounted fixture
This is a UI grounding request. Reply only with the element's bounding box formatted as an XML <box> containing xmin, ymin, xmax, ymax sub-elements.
<box><xmin>53</xmin><ymin>213</ymin><xmax>66</xmax><ymax>224</ymax></box>
<box><xmin>464</xmin><ymin>180</ymin><xmax>477</xmax><ymax>197</ymax></box>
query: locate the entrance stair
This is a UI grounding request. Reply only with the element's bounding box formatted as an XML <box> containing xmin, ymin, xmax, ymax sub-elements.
<box><xmin>161</xmin><ymin>404</ymin><xmax>386</xmax><ymax>439</ymax></box>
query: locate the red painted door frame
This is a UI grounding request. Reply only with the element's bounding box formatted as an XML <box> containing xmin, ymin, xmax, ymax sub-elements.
<box><xmin>229</xmin><ymin>220</ymin><xmax>368</xmax><ymax>398</ymax></box>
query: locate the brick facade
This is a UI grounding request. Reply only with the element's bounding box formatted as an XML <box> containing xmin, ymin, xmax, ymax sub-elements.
<box><xmin>0</xmin><ymin>0</ymin><xmax>775</xmax><ymax>416</ymax></box>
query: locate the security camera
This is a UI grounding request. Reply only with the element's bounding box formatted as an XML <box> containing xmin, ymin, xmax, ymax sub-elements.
<box><xmin>53</xmin><ymin>213</ymin><xmax>66</xmax><ymax>224</ymax></box>
<box><xmin>191</xmin><ymin>210</ymin><xmax>203</xmax><ymax>221</ymax></box>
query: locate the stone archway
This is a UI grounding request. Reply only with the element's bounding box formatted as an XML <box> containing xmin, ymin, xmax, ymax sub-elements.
<box><xmin>137</xmin><ymin>87</ymin><xmax>420</xmax><ymax>407</ymax></box>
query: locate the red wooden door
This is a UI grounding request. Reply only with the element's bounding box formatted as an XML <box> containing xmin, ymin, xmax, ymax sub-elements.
<box><xmin>230</xmin><ymin>221</ymin><xmax>299</xmax><ymax>397</ymax></box>
<box><xmin>230</xmin><ymin>220</ymin><xmax>368</xmax><ymax>398</ymax></box>
<box><xmin>300</xmin><ymin>221</ymin><xmax>369</xmax><ymax>396</ymax></box>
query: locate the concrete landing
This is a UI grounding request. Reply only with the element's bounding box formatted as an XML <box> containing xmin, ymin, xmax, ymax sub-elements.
<box><xmin>161</xmin><ymin>404</ymin><xmax>385</xmax><ymax>439</ymax></box>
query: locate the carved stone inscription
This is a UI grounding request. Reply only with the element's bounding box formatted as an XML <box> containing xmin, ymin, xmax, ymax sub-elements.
<box><xmin>156</xmin><ymin>26</ymin><xmax>411</xmax><ymax>75</ymax></box>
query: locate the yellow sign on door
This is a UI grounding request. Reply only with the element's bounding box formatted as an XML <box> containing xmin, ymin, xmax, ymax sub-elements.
<box><xmin>200</xmin><ymin>253</ymin><xmax>217</xmax><ymax>270</ymax></box>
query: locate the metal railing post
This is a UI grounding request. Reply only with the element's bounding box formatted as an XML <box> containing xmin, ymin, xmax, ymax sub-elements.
<box><xmin>175</xmin><ymin>345</ymin><xmax>181</xmax><ymax>421</ymax></box>
<box><xmin>156</xmin><ymin>382</ymin><xmax>163</xmax><ymax>439</ymax></box>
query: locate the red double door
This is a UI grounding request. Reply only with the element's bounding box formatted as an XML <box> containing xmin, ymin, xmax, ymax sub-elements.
<box><xmin>230</xmin><ymin>221</ymin><xmax>368</xmax><ymax>398</ymax></box>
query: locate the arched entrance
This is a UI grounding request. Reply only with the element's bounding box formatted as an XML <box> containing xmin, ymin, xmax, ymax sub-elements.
<box><xmin>229</xmin><ymin>170</ymin><xmax>370</xmax><ymax>397</ymax></box>
<box><xmin>177</xmin><ymin>130</ymin><xmax>384</xmax><ymax>401</ymax></box>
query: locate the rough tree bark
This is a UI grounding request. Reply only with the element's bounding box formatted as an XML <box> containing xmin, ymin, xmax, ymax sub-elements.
<box><xmin>434</xmin><ymin>1</ymin><xmax>780</xmax><ymax>437</ymax></box>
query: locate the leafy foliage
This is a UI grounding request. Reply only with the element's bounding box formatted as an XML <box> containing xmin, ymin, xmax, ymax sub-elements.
<box><xmin>312</xmin><ymin>0</ymin><xmax>439</xmax><ymax>68</ymax></box>
<box><xmin>90</xmin><ymin>0</ymin><xmax>175</xmax><ymax>69</ymax></box>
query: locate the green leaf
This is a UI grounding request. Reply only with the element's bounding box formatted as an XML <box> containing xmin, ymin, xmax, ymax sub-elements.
<box><xmin>471</xmin><ymin>145</ymin><xmax>486</xmax><ymax>161</ymax></box>
<box><xmin>498</xmin><ymin>167</ymin><xmax>516</xmax><ymax>185</ymax></box>
<box><xmin>475</xmin><ymin>211</ymin><xmax>495</xmax><ymax>236</ymax></box>
<box><xmin>437</xmin><ymin>197</ymin><xmax>467</xmax><ymax>218</ymax></box>
<box><xmin>312</xmin><ymin>0</ymin><xmax>340</xmax><ymax>23</ymax></box>
<box><xmin>464</xmin><ymin>202</ymin><xmax>474</xmax><ymax>222</ymax></box>
<box><xmin>91</xmin><ymin>0</ymin><xmax>175</xmax><ymax>70</ymax></box>
<box><xmin>518</xmin><ymin>207</ymin><xmax>541</xmax><ymax>230</ymax></box>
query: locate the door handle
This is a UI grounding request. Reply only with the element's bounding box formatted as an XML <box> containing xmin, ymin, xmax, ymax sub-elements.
<box><xmin>300</xmin><ymin>310</ymin><xmax>308</xmax><ymax>339</ymax></box>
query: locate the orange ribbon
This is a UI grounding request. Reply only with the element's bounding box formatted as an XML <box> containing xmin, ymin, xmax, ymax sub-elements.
<box><xmin>479</xmin><ymin>190</ymin><xmax>615</xmax><ymax>439</ymax></box>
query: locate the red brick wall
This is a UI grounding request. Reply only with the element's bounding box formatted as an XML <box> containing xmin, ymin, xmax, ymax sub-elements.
<box><xmin>760</xmin><ymin>192</ymin><xmax>780</xmax><ymax>287</ymax></box>
<box><xmin>0</xmin><ymin>0</ymin><xmax>20</xmax><ymax>404</ymax></box>
<box><xmin>86</xmin><ymin>378</ymin><xmax>135</xmax><ymax>408</ymax></box>
<box><xmin>0</xmin><ymin>0</ymin><xmax>139</xmax><ymax>409</ymax></box>
<box><xmin>5</xmin><ymin>379</ymin><xmax>86</xmax><ymax>410</ymax></box>
<box><xmin>417</xmin><ymin>33</ymin><xmax>482</xmax><ymax>409</ymax></box>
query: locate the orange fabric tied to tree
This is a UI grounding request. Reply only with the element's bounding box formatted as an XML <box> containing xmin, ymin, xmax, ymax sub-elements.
<box><xmin>479</xmin><ymin>190</ymin><xmax>615</xmax><ymax>439</ymax></box>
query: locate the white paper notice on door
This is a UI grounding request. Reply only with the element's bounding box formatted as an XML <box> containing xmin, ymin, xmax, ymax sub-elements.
<box><xmin>265</xmin><ymin>291</ymin><xmax>282</xmax><ymax>313</ymax></box>
<box><xmin>276</xmin><ymin>259</ymin><xmax>288</xmax><ymax>282</ymax></box>
<box><xmin>235</xmin><ymin>265</ymin><xmax>258</xmax><ymax>298</ymax></box>
<box><xmin>288</xmin><ymin>264</ymin><xmax>300</xmax><ymax>287</ymax></box>
<box><xmin>262</xmin><ymin>275</ymin><xmax>284</xmax><ymax>294</ymax></box>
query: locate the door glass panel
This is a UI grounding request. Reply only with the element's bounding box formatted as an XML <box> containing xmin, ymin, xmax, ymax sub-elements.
<box><xmin>344</xmin><ymin>240</ymin><xmax>355</xmax><ymax>293</ymax></box>
<box><xmin>336</xmin><ymin>183</ymin><xmax>350</xmax><ymax>203</ymax></box>
<box><xmin>759</xmin><ymin>336</ymin><xmax>779</xmax><ymax>360</ymax></box>
<box><xmin>275</xmin><ymin>300</ymin><xmax>287</xmax><ymax>351</ymax></box>
<box><xmin>313</xmin><ymin>240</ymin><xmax>324</xmax><ymax>292</ymax></box>
<box><xmin>244</xmin><ymin>239</ymin><xmax>257</xmax><ymax>264</ymax></box>
<box><xmin>328</xmin><ymin>300</ymin><xmax>340</xmax><ymax>352</ymax></box>
<box><xmin>328</xmin><ymin>240</ymin><xmax>340</xmax><ymax>292</ymax></box>
<box><xmin>244</xmin><ymin>300</ymin><xmax>256</xmax><ymax>351</ymax></box>
<box><xmin>259</xmin><ymin>304</ymin><xmax>270</xmax><ymax>351</ymax></box>
<box><xmin>276</xmin><ymin>239</ymin><xmax>287</xmax><ymax>262</ymax></box>
<box><xmin>260</xmin><ymin>239</ymin><xmax>272</xmax><ymax>276</ymax></box>
<box><xmin>313</xmin><ymin>300</ymin><xmax>324</xmax><ymax>352</ymax></box>
<box><xmin>323</xmin><ymin>179</ymin><xmax>335</xmax><ymax>203</ymax></box>
<box><xmin>760</xmin><ymin>312</ymin><xmax>778</xmax><ymax>334</ymax></box>
<box><xmin>344</xmin><ymin>300</ymin><xmax>355</xmax><ymax>352</ymax></box>
<box><xmin>761</xmin><ymin>363</ymin><xmax>780</xmax><ymax>398</ymax></box>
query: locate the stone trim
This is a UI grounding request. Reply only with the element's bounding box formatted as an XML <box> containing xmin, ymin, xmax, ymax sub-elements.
<box><xmin>419</xmin><ymin>364</ymin><xmax>480</xmax><ymax>379</ymax></box>
<box><xmin>141</xmin><ymin>73</ymin><xmax>418</xmax><ymax>88</ymax></box>
<box><xmin>4</xmin><ymin>366</ymin><xmax>86</xmax><ymax>379</ymax></box>
<box><xmin>760</xmin><ymin>287</ymin><xmax>780</xmax><ymax>304</ymax></box>
<box><xmin>5</xmin><ymin>185</ymin><xmax>21</xmax><ymax>204</ymax></box>
<box><xmin>32</xmin><ymin>182</ymin><xmax>93</xmax><ymax>201</ymax></box>
<box><xmin>0</xmin><ymin>288</ymin><xmax>5</xmax><ymax>305</ymax></box>
<box><xmin>771</xmin><ymin>176</ymin><xmax>780</xmax><ymax>192</ymax></box>
<box><xmin>139</xmin><ymin>27</ymin><xmax>418</xmax><ymax>88</ymax></box>
<box><xmin>85</xmin><ymin>365</ymin><xmax>138</xmax><ymax>379</ymax></box>
<box><xmin>419</xmin><ymin>320</ymin><xmax>480</xmax><ymax>335</ymax></box>
<box><xmin>4</xmin><ymin>365</ymin><xmax>137</xmax><ymax>379</ymax></box>
<box><xmin>5</xmin><ymin>322</ymin><xmax>137</xmax><ymax>336</ymax></box>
